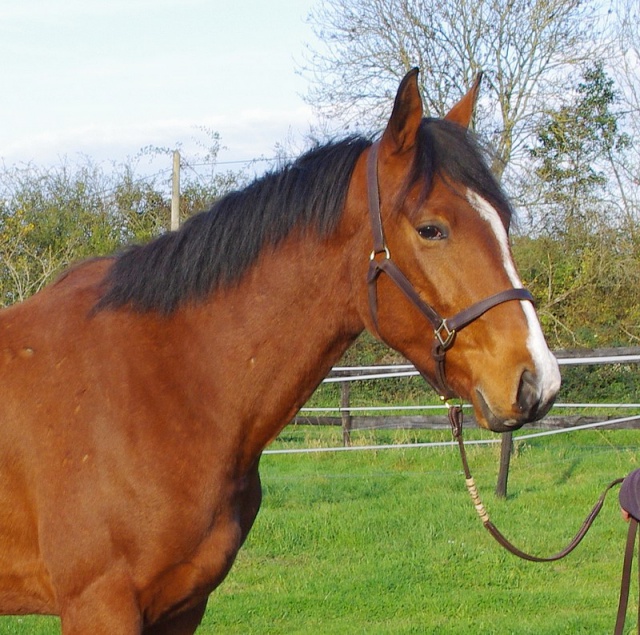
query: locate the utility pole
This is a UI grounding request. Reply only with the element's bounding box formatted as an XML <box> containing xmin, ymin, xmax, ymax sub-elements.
<box><xmin>171</xmin><ymin>150</ymin><xmax>180</xmax><ymax>231</ymax></box>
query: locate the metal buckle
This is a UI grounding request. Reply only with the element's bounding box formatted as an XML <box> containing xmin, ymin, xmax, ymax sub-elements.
<box><xmin>369</xmin><ymin>246</ymin><xmax>390</xmax><ymax>261</ymax></box>
<box><xmin>435</xmin><ymin>319</ymin><xmax>456</xmax><ymax>348</ymax></box>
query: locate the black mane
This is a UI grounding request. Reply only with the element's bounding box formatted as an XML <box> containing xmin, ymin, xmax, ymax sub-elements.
<box><xmin>97</xmin><ymin>136</ymin><xmax>370</xmax><ymax>314</ymax></box>
<box><xmin>97</xmin><ymin>120</ymin><xmax>509</xmax><ymax>315</ymax></box>
<box><xmin>409</xmin><ymin>119</ymin><xmax>513</xmax><ymax>227</ymax></box>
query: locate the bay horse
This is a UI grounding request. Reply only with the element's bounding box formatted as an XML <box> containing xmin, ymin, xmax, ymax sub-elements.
<box><xmin>0</xmin><ymin>69</ymin><xmax>560</xmax><ymax>633</ymax></box>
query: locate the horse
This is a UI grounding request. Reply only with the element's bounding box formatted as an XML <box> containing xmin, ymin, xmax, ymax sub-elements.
<box><xmin>0</xmin><ymin>69</ymin><xmax>560</xmax><ymax>633</ymax></box>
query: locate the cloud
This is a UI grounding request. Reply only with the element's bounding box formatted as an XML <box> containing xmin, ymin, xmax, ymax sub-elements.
<box><xmin>1</xmin><ymin>105</ymin><xmax>316</xmax><ymax>175</ymax></box>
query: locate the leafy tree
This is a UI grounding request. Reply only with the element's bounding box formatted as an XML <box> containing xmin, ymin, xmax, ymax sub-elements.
<box><xmin>0</xmin><ymin>162</ymin><xmax>121</xmax><ymax>304</ymax></box>
<box><xmin>528</xmin><ymin>61</ymin><xmax>630</xmax><ymax>235</ymax></box>
<box><xmin>515</xmin><ymin>62</ymin><xmax>638</xmax><ymax>347</ymax></box>
<box><xmin>111</xmin><ymin>166</ymin><xmax>171</xmax><ymax>244</ymax></box>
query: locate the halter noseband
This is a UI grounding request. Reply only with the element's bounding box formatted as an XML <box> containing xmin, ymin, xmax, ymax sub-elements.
<box><xmin>365</xmin><ymin>141</ymin><xmax>534</xmax><ymax>400</ymax></box>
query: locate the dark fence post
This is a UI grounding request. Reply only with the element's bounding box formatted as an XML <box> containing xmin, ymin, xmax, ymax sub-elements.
<box><xmin>495</xmin><ymin>431</ymin><xmax>512</xmax><ymax>498</ymax></box>
<box><xmin>341</xmin><ymin>382</ymin><xmax>352</xmax><ymax>447</ymax></box>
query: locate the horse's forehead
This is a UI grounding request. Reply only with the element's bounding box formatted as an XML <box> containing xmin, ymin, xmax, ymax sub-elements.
<box><xmin>465</xmin><ymin>189</ymin><xmax>518</xmax><ymax>280</ymax></box>
<box><xmin>465</xmin><ymin>190</ymin><xmax>509</xmax><ymax>238</ymax></box>
<box><xmin>410</xmin><ymin>177</ymin><xmax>508</xmax><ymax>225</ymax></box>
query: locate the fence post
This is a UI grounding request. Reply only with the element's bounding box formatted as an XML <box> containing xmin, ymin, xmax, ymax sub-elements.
<box><xmin>171</xmin><ymin>150</ymin><xmax>180</xmax><ymax>231</ymax></box>
<box><xmin>341</xmin><ymin>382</ymin><xmax>352</xmax><ymax>447</ymax></box>
<box><xmin>495</xmin><ymin>431</ymin><xmax>512</xmax><ymax>498</ymax></box>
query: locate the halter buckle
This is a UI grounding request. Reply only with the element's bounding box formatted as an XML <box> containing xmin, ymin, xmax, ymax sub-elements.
<box><xmin>369</xmin><ymin>246</ymin><xmax>390</xmax><ymax>262</ymax></box>
<box><xmin>435</xmin><ymin>319</ymin><xmax>456</xmax><ymax>349</ymax></box>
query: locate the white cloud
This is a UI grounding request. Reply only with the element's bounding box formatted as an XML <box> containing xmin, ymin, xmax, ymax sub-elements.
<box><xmin>1</xmin><ymin>105</ymin><xmax>316</xmax><ymax>175</ymax></box>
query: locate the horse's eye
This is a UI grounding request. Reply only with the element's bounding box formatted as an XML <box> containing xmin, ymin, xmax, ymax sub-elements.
<box><xmin>417</xmin><ymin>225</ymin><xmax>447</xmax><ymax>240</ymax></box>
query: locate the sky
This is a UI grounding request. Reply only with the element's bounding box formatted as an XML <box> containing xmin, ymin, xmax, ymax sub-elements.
<box><xmin>0</xmin><ymin>0</ymin><xmax>318</xmax><ymax>175</ymax></box>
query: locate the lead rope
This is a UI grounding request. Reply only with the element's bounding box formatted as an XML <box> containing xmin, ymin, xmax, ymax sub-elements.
<box><xmin>614</xmin><ymin>517</ymin><xmax>639</xmax><ymax>635</ymax></box>
<box><xmin>447</xmin><ymin>404</ymin><xmax>636</xmax><ymax>634</ymax></box>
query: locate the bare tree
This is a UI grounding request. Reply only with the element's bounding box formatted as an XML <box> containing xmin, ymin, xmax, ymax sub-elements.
<box><xmin>613</xmin><ymin>0</ymin><xmax>640</xmax><ymax>120</ymax></box>
<box><xmin>302</xmin><ymin>0</ymin><xmax>605</xmax><ymax>181</ymax></box>
<box><xmin>606</xmin><ymin>0</ymin><xmax>640</xmax><ymax>225</ymax></box>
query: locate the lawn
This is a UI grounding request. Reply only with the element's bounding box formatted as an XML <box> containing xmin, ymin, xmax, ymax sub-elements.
<box><xmin>2</xmin><ymin>427</ymin><xmax>638</xmax><ymax>634</ymax></box>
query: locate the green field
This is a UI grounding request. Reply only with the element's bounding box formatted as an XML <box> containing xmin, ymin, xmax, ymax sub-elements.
<box><xmin>2</xmin><ymin>427</ymin><xmax>639</xmax><ymax>634</ymax></box>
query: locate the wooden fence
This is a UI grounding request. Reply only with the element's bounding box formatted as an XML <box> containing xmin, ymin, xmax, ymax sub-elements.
<box><xmin>295</xmin><ymin>347</ymin><xmax>640</xmax><ymax>436</ymax></box>
<box><xmin>292</xmin><ymin>347</ymin><xmax>640</xmax><ymax>496</ymax></box>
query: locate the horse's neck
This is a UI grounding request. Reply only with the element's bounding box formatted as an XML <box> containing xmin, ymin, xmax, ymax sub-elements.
<box><xmin>185</xmin><ymin>230</ymin><xmax>365</xmax><ymax>460</ymax></box>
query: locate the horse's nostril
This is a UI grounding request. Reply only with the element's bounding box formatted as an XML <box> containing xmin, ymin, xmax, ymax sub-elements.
<box><xmin>517</xmin><ymin>369</ymin><xmax>540</xmax><ymax>417</ymax></box>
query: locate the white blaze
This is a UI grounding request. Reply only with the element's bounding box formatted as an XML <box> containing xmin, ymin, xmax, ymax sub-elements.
<box><xmin>466</xmin><ymin>191</ymin><xmax>561</xmax><ymax>401</ymax></box>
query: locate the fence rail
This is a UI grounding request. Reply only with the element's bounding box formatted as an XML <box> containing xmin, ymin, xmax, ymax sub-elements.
<box><xmin>293</xmin><ymin>348</ymin><xmax>640</xmax><ymax>446</ymax></box>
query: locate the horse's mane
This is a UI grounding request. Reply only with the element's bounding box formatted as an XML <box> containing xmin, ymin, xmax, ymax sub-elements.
<box><xmin>408</xmin><ymin>118</ymin><xmax>513</xmax><ymax>227</ymax></box>
<box><xmin>96</xmin><ymin>136</ymin><xmax>371</xmax><ymax>314</ymax></box>
<box><xmin>96</xmin><ymin>120</ymin><xmax>510</xmax><ymax>315</ymax></box>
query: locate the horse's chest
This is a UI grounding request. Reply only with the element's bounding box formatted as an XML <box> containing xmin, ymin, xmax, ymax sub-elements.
<box><xmin>139</xmin><ymin>512</ymin><xmax>241</xmax><ymax>624</ymax></box>
<box><xmin>140</xmin><ymin>470</ymin><xmax>262</xmax><ymax>624</ymax></box>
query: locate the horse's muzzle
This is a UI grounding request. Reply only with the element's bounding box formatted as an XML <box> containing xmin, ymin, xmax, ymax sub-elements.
<box><xmin>475</xmin><ymin>369</ymin><xmax>557</xmax><ymax>433</ymax></box>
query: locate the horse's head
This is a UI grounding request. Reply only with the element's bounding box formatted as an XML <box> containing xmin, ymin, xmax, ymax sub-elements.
<box><xmin>356</xmin><ymin>69</ymin><xmax>560</xmax><ymax>432</ymax></box>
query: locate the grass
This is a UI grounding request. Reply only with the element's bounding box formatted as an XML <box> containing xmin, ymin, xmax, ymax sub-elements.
<box><xmin>2</xmin><ymin>428</ymin><xmax>639</xmax><ymax>634</ymax></box>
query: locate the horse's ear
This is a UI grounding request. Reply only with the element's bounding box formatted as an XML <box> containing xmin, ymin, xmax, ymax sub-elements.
<box><xmin>380</xmin><ymin>68</ymin><xmax>423</xmax><ymax>155</ymax></box>
<box><xmin>444</xmin><ymin>73</ymin><xmax>483</xmax><ymax>128</ymax></box>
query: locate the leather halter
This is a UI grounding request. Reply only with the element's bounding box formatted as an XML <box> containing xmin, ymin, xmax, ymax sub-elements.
<box><xmin>365</xmin><ymin>141</ymin><xmax>533</xmax><ymax>400</ymax></box>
